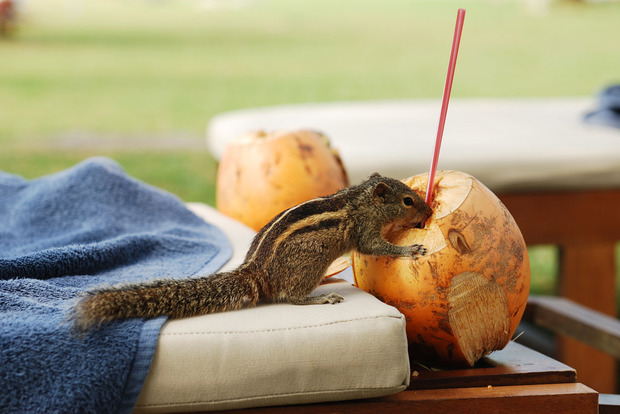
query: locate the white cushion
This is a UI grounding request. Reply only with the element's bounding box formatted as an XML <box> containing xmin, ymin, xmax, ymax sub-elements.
<box><xmin>133</xmin><ymin>204</ymin><xmax>410</xmax><ymax>413</ymax></box>
<box><xmin>205</xmin><ymin>98</ymin><xmax>620</xmax><ymax>191</ymax></box>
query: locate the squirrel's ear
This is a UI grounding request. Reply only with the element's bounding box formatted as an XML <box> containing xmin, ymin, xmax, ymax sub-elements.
<box><xmin>372</xmin><ymin>182</ymin><xmax>392</xmax><ymax>202</ymax></box>
<box><xmin>369</xmin><ymin>172</ymin><xmax>381</xmax><ymax>179</ymax></box>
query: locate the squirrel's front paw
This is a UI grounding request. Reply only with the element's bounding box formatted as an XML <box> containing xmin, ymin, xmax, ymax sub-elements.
<box><xmin>410</xmin><ymin>244</ymin><xmax>427</xmax><ymax>259</ymax></box>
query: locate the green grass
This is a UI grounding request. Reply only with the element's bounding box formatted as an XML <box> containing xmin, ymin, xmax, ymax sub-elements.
<box><xmin>1</xmin><ymin>0</ymin><xmax>620</xmax><ymax>297</ymax></box>
<box><xmin>2</xmin><ymin>0</ymin><xmax>619</xmax><ymax>144</ymax></box>
<box><xmin>528</xmin><ymin>245</ymin><xmax>559</xmax><ymax>296</ymax></box>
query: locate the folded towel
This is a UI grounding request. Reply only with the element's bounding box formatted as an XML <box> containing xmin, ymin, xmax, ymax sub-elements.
<box><xmin>0</xmin><ymin>157</ymin><xmax>232</xmax><ymax>413</ymax></box>
<box><xmin>584</xmin><ymin>84</ymin><xmax>620</xmax><ymax>129</ymax></box>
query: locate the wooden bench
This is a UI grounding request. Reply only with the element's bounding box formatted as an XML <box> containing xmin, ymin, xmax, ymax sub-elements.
<box><xmin>501</xmin><ymin>191</ymin><xmax>620</xmax><ymax>393</ymax></box>
<box><xmin>206</xmin><ymin>97</ymin><xmax>620</xmax><ymax>392</ymax></box>
<box><xmin>225</xmin><ymin>294</ymin><xmax>620</xmax><ymax>413</ymax></box>
<box><xmin>229</xmin><ymin>342</ymin><xmax>597</xmax><ymax>413</ymax></box>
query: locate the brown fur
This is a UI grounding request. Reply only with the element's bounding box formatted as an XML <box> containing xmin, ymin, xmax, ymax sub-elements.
<box><xmin>70</xmin><ymin>173</ymin><xmax>432</xmax><ymax>333</ymax></box>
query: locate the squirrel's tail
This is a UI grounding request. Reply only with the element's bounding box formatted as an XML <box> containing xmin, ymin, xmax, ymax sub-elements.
<box><xmin>70</xmin><ymin>270</ymin><xmax>259</xmax><ymax>333</ymax></box>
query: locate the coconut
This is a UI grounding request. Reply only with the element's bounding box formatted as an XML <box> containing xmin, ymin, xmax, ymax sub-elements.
<box><xmin>352</xmin><ymin>170</ymin><xmax>530</xmax><ymax>367</ymax></box>
<box><xmin>216</xmin><ymin>129</ymin><xmax>349</xmax><ymax>231</ymax></box>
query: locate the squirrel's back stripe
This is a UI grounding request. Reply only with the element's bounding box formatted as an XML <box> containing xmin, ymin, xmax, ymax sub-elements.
<box><xmin>265</xmin><ymin>212</ymin><xmax>345</xmax><ymax>265</ymax></box>
<box><xmin>288</xmin><ymin>218</ymin><xmax>343</xmax><ymax>237</ymax></box>
<box><xmin>245</xmin><ymin>193</ymin><xmax>348</xmax><ymax>264</ymax></box>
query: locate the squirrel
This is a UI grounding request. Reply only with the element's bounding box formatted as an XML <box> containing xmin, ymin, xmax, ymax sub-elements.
<box><xmin>70</xmin><ymin>173</ymin><xmax>432</xmax><ymax>333</ymax></box>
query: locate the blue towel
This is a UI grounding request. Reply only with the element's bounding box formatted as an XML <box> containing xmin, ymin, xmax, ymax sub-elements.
<box><xmin>0</xmin><ymin>157</ymin><xmax>232</xmax><ymax>413</ymax></box>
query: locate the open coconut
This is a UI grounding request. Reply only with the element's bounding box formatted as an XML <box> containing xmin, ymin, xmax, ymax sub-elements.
<box><xmin>352</xmin><ymin>170</ymin><xmax>530</xmax><ymax>367</ymax></box>
<box><xmin>216</xmin><ymin>129</ymin><xmax>349</xmax><ymax>231</ymax></box>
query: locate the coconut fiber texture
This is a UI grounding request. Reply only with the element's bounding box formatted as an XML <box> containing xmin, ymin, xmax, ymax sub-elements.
<box><xmin>0</xmin><ymin>157</ymin><xmax>232</xmax><ymax>413</ymax></box>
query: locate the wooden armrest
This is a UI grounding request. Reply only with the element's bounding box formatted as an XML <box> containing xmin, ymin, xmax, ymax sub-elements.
<box><xmin>600</xmin><ymin>393</ymin><xmax>620</xmax><ymax>414</ymax></box>
<box><xmin>408</xmin><ymin>341</ymin><xmax>575</xmax><ymax>390</ymax></box>
<box><xmin>525</xmin><ymin>296</ymin><xmax>620</xmax><ymax>359</ymax></box>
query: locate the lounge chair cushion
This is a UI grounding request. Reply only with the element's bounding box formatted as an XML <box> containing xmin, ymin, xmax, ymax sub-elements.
<box><xmin>205</xmin><ymin>98</ymin><xmax>620</xmax><ymax>191</ymax></box>
<box><xmin>133</xmin><ymin>203</ymin><xmax>410</xmax><ymax>413</ymax></box>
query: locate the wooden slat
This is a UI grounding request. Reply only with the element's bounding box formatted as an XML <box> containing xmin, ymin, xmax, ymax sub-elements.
<box><xmin>499</xmin><ymin>189</ymin><xmax>620</xmax><ymax>393</ymax></box>
<box><xmin>528</xmin><ymin>296</ymin><xmax>620</xmax><ymax>359</ymax></box>
<box><xmin>408</xmin><ymin>341</ymin><xmax>575</xmax><ymax>390</ymax></box>
<box><xmin>600</xmin><ymin>393</ymin><xmax>620</xmax><ymax>414</ymax></box>
<box><xmin>498</xmin><ymin>189</ymin><xmax>620</xmax><ymax>245</ymax></box>
<box><xmin>231</xmin><ymin>383</ymin><xmax>598</xmax><ymax>414</ymax></box>
<box><xmin>559</xmin><ymin>242</ymin><xmax>618</xmax><ymax>393</ymax></box>
<box><xmin>559</xmin><ymin>243</ymin><xmax>617</xmax><ymax>318</ymax></box>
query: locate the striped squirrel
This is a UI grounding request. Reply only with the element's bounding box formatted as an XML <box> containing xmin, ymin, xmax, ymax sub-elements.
<box><xmin>70</xmin><ymin>173</ymin><xmax>432</xmax><ymax>333</ymax></box>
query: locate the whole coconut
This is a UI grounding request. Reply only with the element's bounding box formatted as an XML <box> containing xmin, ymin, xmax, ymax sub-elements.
<box><xmin>352</xmin><ymin>170</ymin><xmax>530</xmax><ymax>367</ymax></box>
<box><xmin>216</xmin><ymin>130</ymin><xmax>349</xmax><ymax>231</ymax></box>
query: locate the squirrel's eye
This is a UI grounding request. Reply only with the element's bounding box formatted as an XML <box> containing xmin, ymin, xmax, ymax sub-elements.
<box><xmin>403</xmin><ymin>197</ymin><xmax>414</xmax><ymax>206</ymax></box>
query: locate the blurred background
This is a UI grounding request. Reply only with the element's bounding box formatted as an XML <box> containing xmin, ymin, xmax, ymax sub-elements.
<box><xmin>1</xmin><ymin>0</ymin><xmax>619</xmax><ymax>299</ymax></box>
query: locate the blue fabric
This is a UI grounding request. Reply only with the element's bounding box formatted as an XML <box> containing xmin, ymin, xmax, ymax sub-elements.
<box><xmin>0</xmin><ymin>157</ymin><xmax>232</xmax><ymax>414</ymax></box>
<box><xmin>584</xmin><ymin>84</ymin><xmax>620</xmax><ymax>129</ymax></box>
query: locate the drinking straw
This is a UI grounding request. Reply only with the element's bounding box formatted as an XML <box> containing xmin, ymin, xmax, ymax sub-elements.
<box><xmin>425</xmin><ymin>8</ymin><xmax>466</xmax><ymax>205</ymax></box>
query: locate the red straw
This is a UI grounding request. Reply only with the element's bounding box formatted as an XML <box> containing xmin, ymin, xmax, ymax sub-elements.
<box><xmin>425</xmin><ymin>8</ymin><xmax>466</xmax><ymax>205</ymax></box>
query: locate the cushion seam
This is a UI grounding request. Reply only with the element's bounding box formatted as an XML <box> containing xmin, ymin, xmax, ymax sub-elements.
<box><xmin>160</xmin><ymin>314</ymin><xmax>404</xmax><ymax>336</ymax></box>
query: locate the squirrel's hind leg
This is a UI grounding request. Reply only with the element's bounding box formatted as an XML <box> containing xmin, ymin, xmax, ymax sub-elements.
<box><xmin>288</xmin><ymin>292</ymin><xmax>344</xmax><ymax>306</ymax></box>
